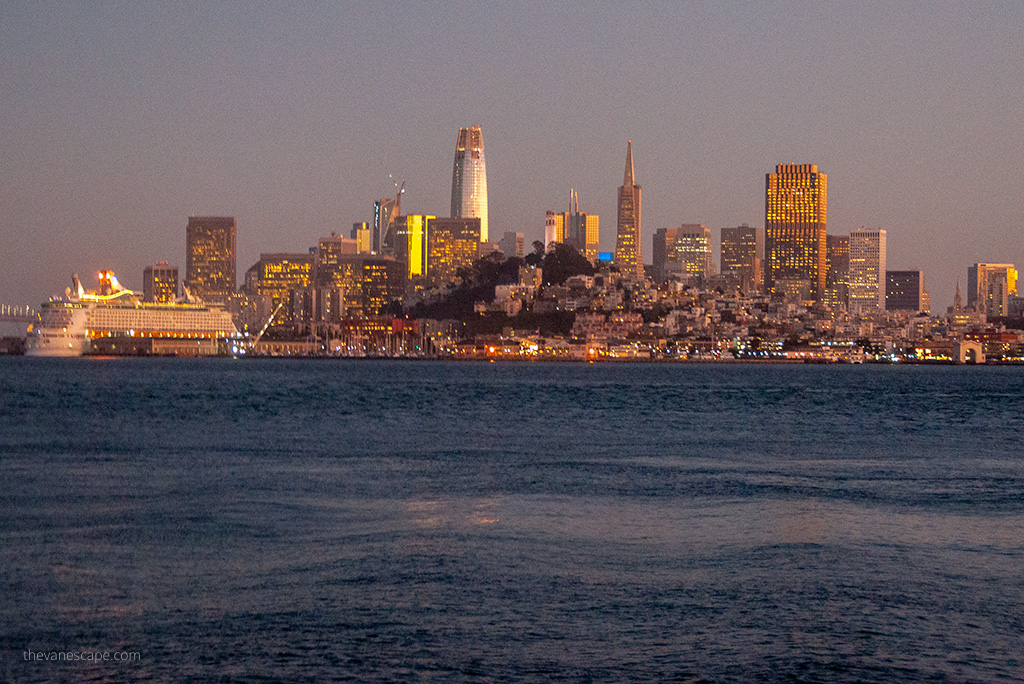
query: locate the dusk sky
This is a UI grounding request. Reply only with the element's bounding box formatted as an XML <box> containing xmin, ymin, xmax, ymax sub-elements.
<box><xmin>2</xmin><ymin>1</ymin><xmax>1022</xmax><ymax>309</ymax></box>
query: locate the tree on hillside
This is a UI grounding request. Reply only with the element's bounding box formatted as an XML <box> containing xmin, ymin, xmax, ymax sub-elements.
<box><xmin>541</xmin><ymin>243</ymin><xmax>594</xmax><ymax>285</ymax></box>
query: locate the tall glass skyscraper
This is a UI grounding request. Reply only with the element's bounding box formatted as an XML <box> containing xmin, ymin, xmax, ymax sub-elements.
<box><xmin>185</xmin><ymin>216</ymin><xmax>236</xmax><ymax>305</ymax></box>
<box><xmin>765</xmin><ymin>164</ymin><xmax>827</xmax><ymax>301</ymax></box>
<box><xmin>848</xmin><ymin>228</ymin><xmax>887</xmax><ymax>312</ymax></box>
<box><xmin>450</xmin><ymin>125</ymin><xmax>488</xmax><ymax>242</ymax></box>
<box><xmin>616</xmin><ymin>141</ymin><xmax>642</xmax><ymax>279</ymax></box>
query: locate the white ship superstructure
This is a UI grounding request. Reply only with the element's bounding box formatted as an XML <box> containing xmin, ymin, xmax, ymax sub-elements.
<box><xmin>27</xmin><ymin>271</ymin><xmax>239</xmax><ymax>357</ymax></box>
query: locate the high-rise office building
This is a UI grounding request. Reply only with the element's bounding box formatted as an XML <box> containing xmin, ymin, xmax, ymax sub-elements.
<box><xmin>499</xmin><ymin>231</ymin><xmax>525</xmax><ymax>258</ymax></box>
<box><xmin>143</xmin><ymin>262</ymin><xmax>179</xmax><ymax>303</ymax></box>
<box><xmin>765</xmin><ymin>164</ymin><xmax>827</xmax><ymax>300</ymax></box>
<box><xmin>185</xmin><ymin>216</ymin><xmax>236</xmax><ymax>305</ymax></box>
<box><xmin>373</xmin><ymin>197</ymin><xmax>399</xmax><ymax>253</ymax></box>
<box><xmin>823</xmin><ymin>235</ymin><xmax>850</xmax><ymax>310</ymax></box>
<box><xmin>450</xmin><ymin>125</ymin><xmax>489</xmax><ymax>242</ymax></box>
<box><xmin>653</xmin><ymin>225</ymin><xmax>711</xmax><ymax>283</ymax></box>
<box><xmin>849</xmin><ymin>229</ymin><xmax>887</xmax><ymax>312</ymax></box>
<box><xmin>391</xmin><ymin>215</ymin><xmax>434</xmax><ymax>281</ymax></box>
<box><xmin>427</xmin><ymin>217</ymin><xmax>481</xmax><ymax>285</ymax></box>
<box><xmin>316</xmin><ymin>244</ymin><xmax>403</xmax><ymax>317</ymax></box>
<box><xmin>967</xmin><ymin>263</ymin><xmax>1018</xmax><ymax>316</ymax></box>
<box><xmin>563</xmin><ymin>190</ymin><xmax>600</xmax><ymax>263</ymax></box>
<box><xmin>243</xmin><ymin>252</ymin><xmax>315</xmax><ymax>330</ymax></box>
<box><xmin>351</xmin><ymin>222</ymin><xmax>371</xmax><ymax>254</ymax></box>
<box><xmin>547</xmin><ymin>190</ymin><xmax>599</xmax><ymax>261</ymax></box>
<box><xmin>886</xmin><ymin>270</ymin><xmax>929</xmax><ymax>312</ymax></box>
<box><xmin>720</xmin><ymin>224</ymin><xmax>764</xmax><ymax>292</ymax></box>
<box><xmin>616</xmin><ymin>141</ymin><xmax>642</xmax><ymax>279</ymax></box>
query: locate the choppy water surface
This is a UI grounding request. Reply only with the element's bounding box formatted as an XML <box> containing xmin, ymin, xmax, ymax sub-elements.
<box><xmin>1</xmin><ymin>359</ymin><xmax>1022</xmax><ymax>682</ymax></box>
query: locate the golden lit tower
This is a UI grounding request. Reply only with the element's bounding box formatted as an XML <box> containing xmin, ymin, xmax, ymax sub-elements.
<box><xmin>765</xmin><ymin>164</ymin><xmax>827</xmax><ymax>300</ymax></box>
<box><xmin>616</xmin><ymin>141</ymin><xmax>642</xmax><ymax>278</ymax></box>
<box><xmin>450</xmin><ymin>125</ymin><xmax>489</xmax><ymax>242</ymax></box>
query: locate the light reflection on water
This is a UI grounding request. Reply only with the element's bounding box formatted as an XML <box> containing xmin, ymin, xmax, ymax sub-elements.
<box><xmin>0</xmin><ymin>358</ymin><xmax>1022</xmax><ymax>681</ymax></box>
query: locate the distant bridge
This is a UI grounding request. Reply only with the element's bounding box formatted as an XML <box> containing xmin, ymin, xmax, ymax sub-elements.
<box><xmin>0</xmin><ymin>304</ymin><xmax>38</xmax><ymax>323</ymax></box>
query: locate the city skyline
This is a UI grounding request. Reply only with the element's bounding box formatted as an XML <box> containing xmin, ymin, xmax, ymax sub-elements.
<box><xmin>2</xmin><ymin>3</ymin><xmax>1023</xmax><ymax>309</ymax></box>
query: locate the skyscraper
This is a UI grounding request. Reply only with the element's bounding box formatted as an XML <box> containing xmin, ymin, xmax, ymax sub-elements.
<box><xmin>720</xmin><ymin>224</ymin><xmax>764</xmax><ymax>292</ymax></box>
<box><xmin>765</xmin><ymin>164</ymin><xmax>827</xmax><ymax>300</ymax></box>
<box><xmin>849</xmin><ymin>229</ymin><xmax>887</xmax><ymax>312</ymax></box>
<box><xmin>185</xmin><ymin>216</ymin><xmax>236</xmax><ymax>305</ymax></box>
<box><xmin>450</xmin><ymin>125</ymin><xmax>489</xmax><ymax>242</ymax></box>
<box><xmin>392</xmin><ymin>214</ymin><xmax>434</xmax><ymax>281</ymax></box>
<box><xmin>967</xmin><ymin>263</ymin><xmax>1018</xmax><ymax>316</ymax></box>
<box><xmin>351</xmin><ymin>222</ymin><xmax>371</xmax><ymax>254</ymax></box>
<box><xmin>886</xmin><ymin>270</ymin><xmax>929</xmax><ymax>312</ymax></box>
<box><xmin>616</xmin><ymin>141</ymin><xmax>642</xmax><ymax>279</ymax></box>
<box><xmin>427</xmin><ymin>217</ymin><xmax>482</xmax><ymax>285</ymax></box>
<box><xmin>653</xmin><ymin>225</ymin><xmax>711</xmax><ymax>283</ymax></box>
<box><xmin>824</xmin><ymin>234</ymin><xmax>850</xmax><ymax>310</ymax></box>
<box><xmin>498</xmin><ymin>231</ymin><xmax>525</xmax><ymax>258</ymax></box>
<box><xmin>143</xmin><ymin>262</ymin><xmax>179</xmax><ymax>303</ymax></box>
<box><xmin>564</xmin><ymin>189</ymin><xmax>599</xmax><ymax>263</ymax></box>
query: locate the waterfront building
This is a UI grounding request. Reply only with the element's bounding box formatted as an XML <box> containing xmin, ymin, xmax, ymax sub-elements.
<box><xmin>318</xmin><ymin>254</ymin><xmax>403</xmax><ymax>317</ymax></box>
<box><xmin>849</xmin><ymin>229</ymin><xmax>887</xmax><ymax>312</ymax></box>
<box><xmin>765</xmin><ymin>164</ymin><xmax>827</xmax><ymax>300</ymax></box>
<box><xmin>616</xmin><ymin>141</ymin><xmax>643</xmax><ymax>279</ymax></box>
<box><xmin>351</xmin><ymin>222</ymin><xmax>371</xmax><ymax>254</ymax></box>
<box><xmin>967</xmin><ymin>263</ymin><xmax>1018</xmax><ymax>316</ymax></box>
<box><xmin>243</xmin><ymin>253</ymin><xmax>315</xmax><ymax>331</ymax></box>
<box><xmin>185</xmin><ymin>216</ymin><xmax>236</xmax><ymax>305</ymax></box>
<box><xmin>427</xmin><ymin>217</ymin><xmax>482</xmax><ymax>285</ymax></box>
<box><xmin>450</xmin><ymin>125</ymin><xmax>489</xmax><ymax>242</ymax></box>
<box><xmin>720</xmin><ymin>224</ymin><xmax>763</xmax><ymax>292</ymax></box>
<box><xmin>653</xmin><ymin>225</ymin><xmax>711</xmax><ymax>283</ymax></box>
<box><xmin>499</xmin><ymin>231</ymin><xmax>525</xmax><ymax>258</ymax></box>
<box><xmin>824</xmin><ymin>235</ymin><xmax>850</xmax><ymax>310</ymax></box>
<box><xmin>886</xmin><ymin>270</ymin><xmax>929</xmax><ymax>312</ymax></box>
<box><xmin>143</xmin><ymin>262</ymin><xmax>178</xmax><ymax>304</ymax></box>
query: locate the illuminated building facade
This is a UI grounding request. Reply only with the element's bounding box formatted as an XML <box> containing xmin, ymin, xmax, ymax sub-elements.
<box><xmin>616</xmin><ymin>141</ymin><xmax>643</xmax><ymax>279</ymax></box>
<box><xmin>564</xmin><ymin>190</ymin><xmax>599</xmax><ymax>263</ymax></box>
<box><xmin>967</xmin><ymin>263</ymin><xmax>1018</xmax><ymax>316</ymax></box>
<box><xmin>244</xmin><ymin>253</ymin><xmax>315</xmax><ymax>330</ymax></box>
<box><xmin>544</xmin><ymin>211</ymin><xmax>564</xmax><ymax>250</ymax></box>
<box><xmin>351</xmin><ymin>222</ymin><xmax>371</xmax><ymax>254</ymax></box>
<box><xmin>653</xmin><ymin>225</ymin><xmax>711</xmax><ymax>283</ymax></box>
<box><xmin>720</xmin><ymin>224</ymin><xmax>763</xmax><ymax>292</ymax></box>
<box><xmin>824</xmin><ymin>235</ymin><xmax>850</xmax><ymax>310</ymax></box>
<box><xmin>886</xmin><ymin>270</ymin><xmax>929</xmax><ymax>312</ymax></box>
<box><xmin>848</xmin><ymin>229</ymin><xmax>887</xmax><ymax>312</ymax></box>
<box><xmin>427</xmin><ymin>217</ymin><xmax>481</xmax><ymax>285</ymax></box>
<box><xmin>185</xmin><ymin>216</ymin><xmax>236</xmax><ymax>305</ymax></box>
<box><xmin>143</xmin><ymin>262</ymin><xmax>178</xmax><ymax>303</ymax></box>
<box><xmin>391</xmin><ymin>215</ymin><xmax>434</xmax><ymax>281</ymax></box>
<box><xmin>765</xmin><ymin>164</ymin><xmax>827</xmax><ymax>300</ymax></box>
<box><xmin>316</xmin><ymin>254</ymin><xmax>404</xmax><ymax>317</ymax></box>
<box><xmin>450</xmin><ymin>125</ymin><xmax>489</xmax><ymax>242</ymax></box>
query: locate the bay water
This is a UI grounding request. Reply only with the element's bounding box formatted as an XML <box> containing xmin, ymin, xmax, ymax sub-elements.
<box><xmin>1</xmin><ymin>358</ymin><xmax>1022</xmax><ymax>681</ymax></box>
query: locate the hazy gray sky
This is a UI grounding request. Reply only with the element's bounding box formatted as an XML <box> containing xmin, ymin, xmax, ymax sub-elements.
<box><xmin>2</xmin><ymin>1</ymin><xmax>1022</xmax><ymax>309</ymax></box>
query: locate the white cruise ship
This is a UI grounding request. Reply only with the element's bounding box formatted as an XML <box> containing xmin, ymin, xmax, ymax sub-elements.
<box><xmin>27</xmin><ymin>271</ymin><xmax>239</xmax><ymax>357</ymax></box>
